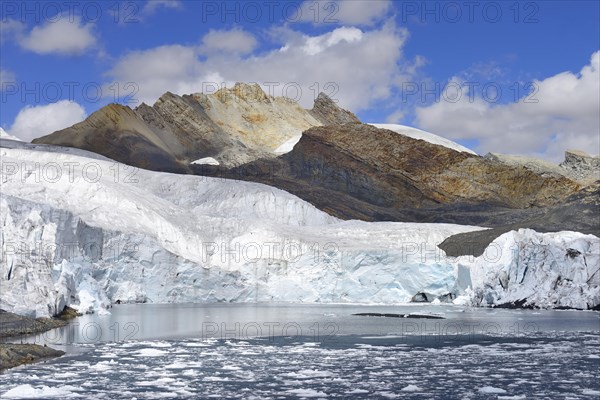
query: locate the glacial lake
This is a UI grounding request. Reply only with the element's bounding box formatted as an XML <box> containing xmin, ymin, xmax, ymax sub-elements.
<box><xmin>1</xmin><ymin>304</ymin><xmax>599</xmax><ymax>399</ymax></box>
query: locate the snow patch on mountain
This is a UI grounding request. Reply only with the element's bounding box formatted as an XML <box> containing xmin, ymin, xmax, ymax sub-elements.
<box><xmin>190</xmin><ymin>157</ymin><xmax>220</xmax><ymax>166</ymax></box>
<box><xmin>371</xmin><ymin>124</ymin><xmax>477</xmax><ymax>155</ymax></box>
<box><xmin>274</xmin><ymin>136</ymin><xmax>302</xmax><ymax>154</ymax></box>
<box><xmin>0</xmin><ymin>128</ymin><xmax>22</xmax><ymax>142</ymax></box>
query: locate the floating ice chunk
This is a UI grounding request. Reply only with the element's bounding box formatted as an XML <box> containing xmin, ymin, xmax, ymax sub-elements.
<box><xmin>136</xmin><ymin>348</ymin><xmax>168</xmax><ymax>357</ymax></box>
<box><xmin>286</xmin><ymin>388</ymin><xmax>328</xmax><ymax>397</ymax></box>
<box><xmin>582</xmin><ymin>389</ymin><xmax>600</xmax><ymax>396</ymax></box>
<box><xmin>479</xmin><ymin>386</ymin><xmax>507</xmax><ymax>394</ymax></box>
<box><xmin>401</xmin><ymin>384</ymin><xmax>421</xmax><ymax>392</ymax></box>
<box><xmin>2</xmin><ymin>384</ymin><xmax>80</xmax><ymax>398</ymax></box>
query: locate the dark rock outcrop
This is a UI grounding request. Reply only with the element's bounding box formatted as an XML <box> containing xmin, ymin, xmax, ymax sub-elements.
<box><xmin>411</xmin><ymin>292</ymin><xmax>432</xmax><ymax>302</ymax></box>
<box><xmin>353</xmin><ymin>313</ymin><xmax>445</xmax><ymax>319</ymax></box>
<box><xmin>0</xmin><ymin>344</ymin><xmax>65</xmax><ymax>371</ymax></box>
<box><xmin>0</xmin><ymin>309</ymin><xmax>68</xmax><ymax>370</ymax></box>
<box><xmin>439</xmin><ymin>182</ymin><xmax>600</xmax><ymax>257</ymax></box>
<box><xmin>0</xmin><ymin>309</ymin><xmax>67</xmax><ymax>338</ymax></box>
<box><xmin>559</xmin><ymin>150</ymin><xmax>600</xmax><ymax>183</ymax></box>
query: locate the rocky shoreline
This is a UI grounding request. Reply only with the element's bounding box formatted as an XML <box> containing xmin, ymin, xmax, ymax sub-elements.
<box><xmin>0</xmin><ymin>344</ymin><xmax>65</xmax><ymax>371</ymax></box>
<box><xmin>0</xmin><ymin>309</ymin><xmax>76</xmax><ymax>371</ymax></box>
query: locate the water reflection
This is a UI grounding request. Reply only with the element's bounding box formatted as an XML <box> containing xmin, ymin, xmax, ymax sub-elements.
<box><xmin>12</xmin><ymin>303</ymin><xmax>600</xmax><ymax>350</ymax></box>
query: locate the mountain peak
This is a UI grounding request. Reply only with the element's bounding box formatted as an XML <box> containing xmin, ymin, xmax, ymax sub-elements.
<box><xmin>212</xmin><ymin>82</ymin><xmax>271</xmax><ymax>104</ymax></box>
<box><xmin>309</xmin><ymin>92</ymin><xmax>361</xmax><ymax>125</ymax></box>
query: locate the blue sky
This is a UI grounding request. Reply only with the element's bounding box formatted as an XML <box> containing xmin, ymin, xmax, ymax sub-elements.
<box><xmin>1</xmin><ymin>0</ymin><xmax>598</xmax><ymax>160</ymax></box>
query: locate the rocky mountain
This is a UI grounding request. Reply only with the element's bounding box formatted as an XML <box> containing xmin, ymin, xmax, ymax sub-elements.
<box><xmin>309</xmin><ymin>92</ymin><xmax>361</xmax><ymax>126</ymax></box>
<box><xmin>198</xmin><ymin>123</ymin><xmax>583</xmax><ymax>227</ymax></box>
<box><xmin>32</xmin><ymin>83</ymin><xmax>359</xmax><ymax>171</ymax></box>
<box><xmin>30</xmin><ymin>83</ymin><xmax>596</xmax><ymax>234</ymax></box>
<box><xmin>560</xmin><ymin>150</ymin><xmax>600</xmax><ymax>184</ymax></box>
<box><xmin>486</xmin><ymin>150</ymin><xmax>600</xmax><ymax>185</ymax></box>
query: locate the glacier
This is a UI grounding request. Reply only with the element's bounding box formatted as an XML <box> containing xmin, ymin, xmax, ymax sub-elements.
<box><xmin>1</xmin><ymin>142</ymin><xmax>598</xmax><ymax>317</ymax></box>
<box><xmin>467</xmin><ymin>229</ymin><xmax>600</xmax><ymax>310</ymax></box>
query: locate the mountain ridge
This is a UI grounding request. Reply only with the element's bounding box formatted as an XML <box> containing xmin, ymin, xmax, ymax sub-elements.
<box><xmin>30</xmin><ymin>83</ymin><xmax>597</xmax><ymax>233</ymax></box>
<box><xmin>32</xmin><ymin>83</ymin><xmax>363</xmax><ymax>171</ymax></box>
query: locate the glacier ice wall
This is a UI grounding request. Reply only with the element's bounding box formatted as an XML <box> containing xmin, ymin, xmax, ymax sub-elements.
<box><xmin>467</xmin><ymin>229</ymin><xmax>600</xmax><ymax>310</ymax></box>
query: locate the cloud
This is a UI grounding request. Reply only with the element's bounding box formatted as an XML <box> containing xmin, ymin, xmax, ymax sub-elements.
<box><xmin>106</xmin><ymin>22</ymin><xmax>414</xmax><ymax>111</ymax></box>
<box><xmin>0</xmin><ymin>19</ymin><xmax>25</xmax><ymax>44</ymax></box>
<box><xmin>8</xmin><ymin>100</ymin><xmax>87</xmax><ymax>142</ymax></box>
<box><xmin>302</xmin><ymin>27</ymin><xmax>363</xmax><ymax>55</ymax></box>
<box><xmin>0</xmin><ymin>69</ymin><xmax>16</xmax><ymax>90</ymax></box>
<box><xmin>142</xmin><ymin>0</ymin><xmax>183</xmax><ymax>15</ymax></box>
<box><xmin>200</xmin><ymin>28</ymin><xmax>257</xmax><ymax>55</ymax></box>
<box><xmin>385</xmin><ymin>109</ymin><xmax>406</xmax><ymax>124</ymax></box>
<box><xmin>18</xmin><ymin>17</ymin><xmax>97</xmax><ymax>55</ymax></box>
<box><xmin>415</xmin><ymin>51</ymin><xmax>600</xmax><ymax>161</ymax></box>
<box><xmin>299</xmin><ymin>0</ymin><xmax>392</xmax><ymax>26</ymax></box>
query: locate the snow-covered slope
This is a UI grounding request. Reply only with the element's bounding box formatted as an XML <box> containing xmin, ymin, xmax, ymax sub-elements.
<box><xmin>467</xmin><ymin>229</ymin><xmax>600</xmax><ymax>309</ymax></box>
<box><xmin>0</xmin><ymin>128</ymin><xmax>22</xmax><ymax>142</ymax></box>
<box><xmin>1</xmin><ymin>145</ymin><xmax>485</xmax><ymax>317</ymax></box>
<box><xmin>371</xmin><ymin>124</ymin><xmax>477</xmax><ymax>155</ymax></box>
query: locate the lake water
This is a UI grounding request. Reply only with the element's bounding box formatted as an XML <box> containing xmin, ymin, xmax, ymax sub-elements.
<box><xmin>1</xmin><ymin>304</ymin><xmax>599</xmax><ymax>399</ymax></box>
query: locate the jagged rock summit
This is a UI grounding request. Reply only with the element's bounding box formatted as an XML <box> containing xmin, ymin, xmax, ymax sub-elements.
<box><xmin>560</xmin><ymin>150</ymin><xmax>600</xmax><ymax>184</ymax></box>
<box><xmin>309</xmin><ymin>92</ymin><xmax>361</xmax><ymax>126</ymax></box>
<box><xmin>33</xmin><ymin>83</ymin><xmax>358</xmax><ymax>171</ymax></box>
<box><xmin>486</xmin><ymin>150</ymin><xmax>600</xmax><ymax>185</ymax></box>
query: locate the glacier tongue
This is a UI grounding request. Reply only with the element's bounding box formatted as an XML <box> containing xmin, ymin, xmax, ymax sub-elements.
<box><xmin>467</xmin><ymin>229</ymin><xmax>600</xmax><ymax>310</ymax></box>
<box><xmin>1</xmin><ymin>145</ymin><xmax>598</xmax><ymax>317</ymax></box>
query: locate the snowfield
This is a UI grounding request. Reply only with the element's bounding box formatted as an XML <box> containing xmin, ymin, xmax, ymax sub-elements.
<box><xmin>371</xmin><ymin>124</ymin><xmax>477</xmax><ymax>154</ymax></box>
<box><xmin>0</xmin><ymin>143</ymin><xmax>598</xmax><ymax>317</ymax></box>
<box><xmin>275</xmin><ymin>124</ymin><xmax>477</xmax><ymax>156</ymax></box>
<box><xmin>0</xmin><ymin>128</ymin><xmax>22</xmax><ymax>142</ymax></box>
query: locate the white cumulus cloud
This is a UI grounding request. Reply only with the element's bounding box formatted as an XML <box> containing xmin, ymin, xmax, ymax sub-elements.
<box><xmin>105</xmin><ymin>22</ymin><xmax>414</xmax><ymax>112</ymax></box>
<box><xmin>18</xmin><ymin>17</ymin><xmax>97</xmax><ymax>56</ymax></box>
<box><xmin>142</xmin><ymin>0</ymin><xmax>183</xmax><ymax>14</ymax></box>
<box><xmin>302</xmin><ymin>27</ymin><xmax>363</xmax><ymax>55</ymax></box>
<box><xmin>0</xmin><ymin>69</ymin><xmax>16</xmax><ymax>90</ymax></box>
<box><xmin>200</xmin><ymin>28</ymin><xmax>257</xmax><ymax>55</ymax></box>
<box><xmin>0</xmin><ymin>19</ymin><xmax>25</xmax><ymax>44</ymax></box>
<box><xmin>299</xmin><ymin>0</ymin><xmax>392</xmax><ymax>26</ymax></box>
<box><xmin>8</xmin><ymin>100</ymin><xmax>87</xmax><ymax>142</ymax></box>
<box><xmin>415</xmin><ymin>51</ymin><xmax>600</xmax><ymax>161</ymax></box>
